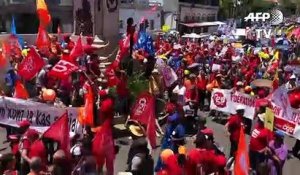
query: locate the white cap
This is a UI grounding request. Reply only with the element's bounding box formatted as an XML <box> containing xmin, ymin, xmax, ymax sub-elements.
<box><xmin>236</xmin><ymin>105</ymin><xmax>245</xmax><ymax>111</ymax></box>
<box><xmin>70</xmin><ymin>145</ymin><xmax>81</xmax><ymax>156</ymax></box>
<box><xmin>258</xmin><ymin>113</ymin><xmax>265</xmax><ymax>122</ymax></box>
<box><xmin>290</xmin><ymin>74</ymin><xmax>296</xmax><ymax>79</ymax></box>
<box><xmin>236</xmin><ymin>81</ymin><xmax>244</xmax><ymax>86</ymax></box>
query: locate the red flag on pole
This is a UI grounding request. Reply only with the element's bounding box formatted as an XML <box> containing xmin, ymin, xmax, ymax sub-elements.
<box><xmin>69</xmin><ymin>36</ymin><xmax>84</xmax><ymax>62</ymax></box>
<box><xmin>13</xmin><ymin>80</ymin><xmax>29</xmax><ymax>100</ymax></box>
<box><xmin>36</xmin><ymin>0</ymin><xmax>51</xmax><ymax>27</ymax></box>
<box><xmin>48</xmin><ymin>60</ymin><xmax>79</xmax><ymax>79</ymax></box>
<box><xmin>36</xmin><ymin>26</ymin><xmax>50</xmax><ymax>55</ymax></box>
<box><xmin>130</xmin><ymin>92</ymin><xmax>157</xmax><ymax>148</ymax></box>
<box><xmin>78</xmin><ymin>84</ymin><xmax>94</xmax><ymax>126</ymax></box>
<box><xmin>43</xmin><ymin>113</ymin><xmax>70</xmax><ymax>154</ymax></box>
<box><xmin>18</xmin><ymin>47</ymin><xmax>45</xmax><ymax>80</ymax></box>
<box><xmin>234</xmin><ymin>127</ymin><xmax>250</xmax><ymax>175</ymax></box>
<box><xmin>92</xmin><ymin>120</ymin><xmax>115</xmax><ymax>175</ymax></box>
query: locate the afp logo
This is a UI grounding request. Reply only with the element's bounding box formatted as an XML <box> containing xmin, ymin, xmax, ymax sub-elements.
<box><xmin>244</xmin><ymin>9</ymin><xmax>283</xmax><ymax>25</ymax></box>
<box><xmin>213</xmin><ymin>92</ymin><xmax>227</xmax><ymax>108</ymax></box>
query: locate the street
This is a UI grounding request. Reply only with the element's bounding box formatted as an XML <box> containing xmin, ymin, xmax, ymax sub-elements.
<box><xmin>113</xmin><ymin>113</ymin><xmax>300</xmax><ymax>174</ymax></box>
<box><xmin>0</xmin><ymin>113</ymin><xmax>299</xmax><ymax>174</ymax></box>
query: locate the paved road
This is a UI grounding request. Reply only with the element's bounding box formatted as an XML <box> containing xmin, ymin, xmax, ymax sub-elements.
<box><xmin>0</xmin><ymin>114</ymin><xmax>299</xmax><ymax>174</ymax></box>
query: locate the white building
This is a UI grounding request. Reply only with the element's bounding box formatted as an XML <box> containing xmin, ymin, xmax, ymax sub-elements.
<box><xmin>179</xmin><ymin>0</ymin><xmax>219</xmax><ymax>33</ymax></box>
<box><xmin>119</xmin><ymin>0</ymin><xmax>162</xmax><ymax>34</ymax></box>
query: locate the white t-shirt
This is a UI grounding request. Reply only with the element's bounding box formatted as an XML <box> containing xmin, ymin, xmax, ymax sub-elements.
<box><xmin>173</xmin><ymin>85</ymin><xmax>186</xmax><ymax>105</ymax></box>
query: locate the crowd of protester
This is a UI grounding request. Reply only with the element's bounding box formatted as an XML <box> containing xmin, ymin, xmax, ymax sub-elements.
<box><xmin>0</xmin><ymin>16</ymin><xmax>300</xmax><ymax>175</ymax></box>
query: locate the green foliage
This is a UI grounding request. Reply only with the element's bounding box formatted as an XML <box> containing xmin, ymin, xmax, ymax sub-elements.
<box><xmin>128</xmin><ymin>73</ymin><xmax>149</xmax><ymax>100</ymax></box>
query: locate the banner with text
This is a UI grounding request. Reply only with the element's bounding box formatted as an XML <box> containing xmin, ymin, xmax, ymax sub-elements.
<box><xmin>0</xmin><ymin>97</ymin><xmax>82</xmax><ymax>136</ymax></box>
<box><xmin>210</xmin><ymin>89</ymin><xmax>256</xmax><ymax>120</ymax></box>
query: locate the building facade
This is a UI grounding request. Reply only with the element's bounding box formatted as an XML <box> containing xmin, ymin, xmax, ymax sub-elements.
<box><xmin>0</xmin><ymin>0</ymin><xmax>73</xmax><ymax>34</ymax></box>
<box><xmin>119</xmin><ymin>0</ymin><xmax>162</xmax><ymax>34</ymax></box>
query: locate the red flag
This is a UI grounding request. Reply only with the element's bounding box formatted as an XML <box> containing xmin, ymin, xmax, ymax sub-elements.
<box><xmin>36</xmin><ymin>0</ymin><xmax>51</xmax><ymax>27</ymax></box>
<box><xmin>0</xmin><ymin>50</ymin><xmax>6</xmax><ymax>67</ymax></box>
<box><xmin>48</xmin><ymin>60</ymin><xmax>79</xmax><ymax>79</ymax></box>
<box><xmin>43</xmin><ymin>113</ymin><xmax>70</xmax><ymax>154</ymax></box>
<box><xmin>69</xmin><ymin>36</ymin><xmax>84</xmax><ymax>62</ymax></box>
<box><xmin>13</xmin><ymin>80</ymin><xmax>29</xmax><ymax>100</ymax></box>
<box><xmin>130</xmin><ymin>92</ymin><xmax>156</xmax><ymax>148</ymax></box>
<box><xmin>18</xmin><ymin>47</ymin><xmax>45</xmax><ymax>80</ymax></box>
<box><xmin>234</xmin><ymin>127</ymin><xmax>250</xmax><ymax>175</ymax></box>
<box><xmin>36</xmin><ymin>26</ymin><xmax>50</xmax><ymax>53</ymax></box>
<box><xmin>78</xmin><ymin>84</ymin><xmax>94</xmax><ymax>126</ymax></box>
<box><xmin>92</xmin><ymin>120</ymin><xmax>115</xmax><ymax>175</ymax></box>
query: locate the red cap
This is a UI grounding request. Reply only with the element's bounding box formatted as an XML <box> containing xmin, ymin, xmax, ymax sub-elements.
<box><xmin>18</xmin><ymin>120</ymin><xmax>31</xmax><ymax>128</ymax></box>
<box><xmin>26</xmin><ymin>129</ymin><xmax>39</xmax><ymax>140</ymax></box>
<box><xmin>201</xmin><ymin>128</ymin><xmax>214</xmax><ymax>136</ymax></box>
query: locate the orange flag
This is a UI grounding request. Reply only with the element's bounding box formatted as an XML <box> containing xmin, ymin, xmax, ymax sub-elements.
<box><xmin>36</xmin><ymin>0</ymin><xmax>51</xmax><ymax>27</ymax></box>
<box><xmin>13</xmin><ymin>80</ymin><xmax>29</xmax><ymax>100</ymax></box>
<box><xmin>43</xmin><ymin>113</ymin><xmax>70</xmax><ymax>155</ymax></box>
<box><xmin>234</xmin><ymin>127</ymin><xmax>250</xmax><ymax>175</ymax></box>
<box><xmin>78</xmin><ymin>84</ymin><xmax>94</xmax><ymax>126</ymax></box>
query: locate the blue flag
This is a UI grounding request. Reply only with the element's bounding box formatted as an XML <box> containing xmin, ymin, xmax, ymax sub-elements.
<box><xmin>11</xmin><ymin>16</ymin><xmax>17</xmax><ymax>35</ymax></box>
<box><xmin>11</xmin><ymin>16</ymin><xmax>25</xmax><ymax>49</ymax></box>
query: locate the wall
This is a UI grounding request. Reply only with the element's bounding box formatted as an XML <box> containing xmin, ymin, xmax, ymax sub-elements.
<box><xmin>119</xmin><ymin>8</ymin><xmax>161</xmax><ymax>34</ymax></box>
<box><xmin>179</xmin><ymin>4</ymin><xmax>219</xmax><ymax>22</ymax></box>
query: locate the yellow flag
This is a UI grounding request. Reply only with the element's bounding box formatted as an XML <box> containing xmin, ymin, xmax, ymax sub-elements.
<box><xmin>264</xmin><ymin>108</ymin><xmax>275</xmax><ymax>131</ymax></box>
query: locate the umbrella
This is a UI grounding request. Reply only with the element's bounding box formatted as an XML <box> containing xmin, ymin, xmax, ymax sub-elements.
<box><xmin>182</xmin><ymin>33</ymin><xmax>202</xmax><ymax>39</ymax></box>
<box><xmin>251</xmin><ymin>79</ymin><xmax>273</xmax><ymax>88</ymax></box>
<box><xmin>188</xmin><ymin>63</ymin><xmax>200</xmax><ymax>69</ymax></box>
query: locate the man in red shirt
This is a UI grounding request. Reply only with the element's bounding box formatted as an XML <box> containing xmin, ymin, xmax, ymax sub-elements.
<box><xmin>197</xmin><ymin>70</ymin><xmax>207</xmax><ymax>111</ymax></box>
<box><xmin>249</xmin><ymin>113</ymin><xmax>273</xmax><ymax>171</ymax></box>
<box><xmin>225</xmin><ymin>105</ymin><xmax>245</xmax><ymax>157</ymax></box>
<box><xmin>20</xmin><ymin>129</ymin><xmax>40</xmax><ymax>174</ymax></box>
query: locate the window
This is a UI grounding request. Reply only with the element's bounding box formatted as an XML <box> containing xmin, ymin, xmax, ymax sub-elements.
<box><xmin>119</xmin><ymin>20</ymin><xmax>123</xmax><ymax>29</ymax></box>
<box><xmin>150</xmin><ymin>19</ymin><xmax>154</xmax><ymax>30</ymax></box>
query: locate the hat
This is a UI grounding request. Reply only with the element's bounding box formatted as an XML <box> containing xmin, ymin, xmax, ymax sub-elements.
<box><xmin>216</xmin><ymin>74</ymin><xmax>222</xmax><ymax>78</ymax></box>
<box><xmin>26</xmin><ymin>129</ymin><xmax>39</xmax><ymax>140</ymax></box>
<box><xmin>189</xmin><ymin>74</ymin><xmax>196</xmax><ymax>78</ymax></box>
<box><xmin>160</xmin><ymin>149</ymin><xmax>174</xmax><ymax>163</ymax></box>
<box><xmin>201</xmin><ymin>128</ymin><xmax>214</xmax><ymax>136</ymax></box>
<box><xmin>236</xmin><ymin>105</ymin><xmax>245</xmax><ymax>111</ymax></box>
<box><xmin>257</xmin><ymin>113</ymin><xmax>265</xmax><ymax>122</ymax></box>
<box><xmin>274</xmin><ymin>130</ymin><xmax>285</xmax><ymax>138</ymax></box>
<box><xmin>128</xmin><ymin>121</ymin><xmax>145</xmax><ymax>137</ymax></box>
<box><xmin>178</xmin><ymin>146</ymin><xmax>186</xmax><ymax>155</ymax></box>
<box><xmin>152</xmin><ymin>69</ymin><xmax>159</xmax><ymax>74</ymax></box>
<box><xmin>290</xmin><ymin>74</ymin><xmax>296</xmax><ymax>79</ymax></box>
<box><xmin>18</xmin><ymin>120</ymin><xmax>31</xmax><ymax>128</ymax></box>
<box><xmin>236</xmin><ymin>81</ymin><xmax>244</xmax><ymax>86</ymax></box>
<box><xmin>70</xmin><ymin>145</ymin><xmax>81</xmax><ymax>156</ymax></box>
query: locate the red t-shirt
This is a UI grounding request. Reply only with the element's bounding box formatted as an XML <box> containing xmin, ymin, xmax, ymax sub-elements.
<box><xmin>197</xmin><ymin>75</ymin><xmax>207</xmax><ymax>90</ymax></box>
<box><xmin>250</xmin><ymin>124</ymin><xmax>272</xmax><ymax>152</ymax></box>
<box><xmin>28</xmin><ymin>140</ymin><xmax>47</xmax><ymax>167</ymax></box>
<box><xmin>227</xmin><ymin>114</ymin><xmax>243</xmax><ymax>142</ymax></box>
<box><xmin>186</xmin><ymin>149</ymin><xmax>225</xmax><ymax>175</ymax></box>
